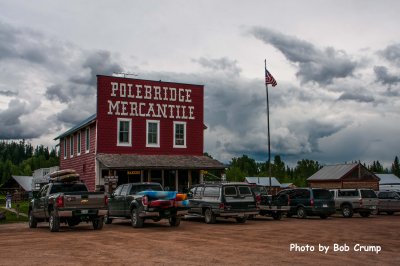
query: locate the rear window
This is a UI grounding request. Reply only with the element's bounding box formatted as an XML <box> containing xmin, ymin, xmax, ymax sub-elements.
<box><xmin>313</xmin><ymin>189</ymin><xmax>332</xmax><ymax>199</ymax></box>
<box><xmin>50</xmin><ymin>183</ymin><xmax>88</xmax><ymax>194</ymax></box>
<box><xmin>360</xmin><ymin>190</ymin><xmax>377</xmax><ymax>198</ymax></box>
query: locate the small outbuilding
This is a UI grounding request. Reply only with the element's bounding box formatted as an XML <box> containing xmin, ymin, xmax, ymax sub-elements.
<box><xmin>245</xmin><ymin>176</ymin><xmax>283</xmax><ymax>195</ymax></box>
<box><xmin>376</xmin><ymin>174</ymin><xmax>400</xmax><ymax>191</ymax></box>
<box><xmin>307</xmin><ymin>163</ymin><xmax>380</xmax><ymax>190</ymax></box>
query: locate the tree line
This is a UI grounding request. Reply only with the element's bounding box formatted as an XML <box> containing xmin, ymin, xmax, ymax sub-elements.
<box><xmin>0</xmin><ymin>141</ymin><xmax>59</xmax><ymax>187</ymax></box>
<box><xmin>224</xmin><ymin>154</ymin><xmax>400</xmax><ymax>187</ymax></box>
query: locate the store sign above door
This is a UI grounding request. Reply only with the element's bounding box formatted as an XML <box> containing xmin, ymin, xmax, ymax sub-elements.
<box><xmin>127</xmin><ymin>170</ymin><xmax>141</xmax><ymax>175</ymax></box>
<box><xmin>107</xmin><ymin>82</ymin><xmax>195</xmax><ymax>120</ymax></box>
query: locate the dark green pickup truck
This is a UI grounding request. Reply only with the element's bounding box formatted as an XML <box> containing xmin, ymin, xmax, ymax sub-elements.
<box><xmin>105</xmin><ymin>182</ymin><xmax>188</xmax><ymax>228</ymax></box>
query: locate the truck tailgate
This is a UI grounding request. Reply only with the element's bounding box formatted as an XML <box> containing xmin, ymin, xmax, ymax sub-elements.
<box><xmin>62</xmin><ymin>192</ymin><xmax>106</xmax><ymax>209</ymax></box>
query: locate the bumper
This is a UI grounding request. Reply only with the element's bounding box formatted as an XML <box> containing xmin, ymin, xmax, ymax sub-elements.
<box><xmin>139</xmin><ymin>209</ymin><xmax>189</xmax><ymax>218</ymax></box>
<box><xmin>57</xmin><ymin>209</ymin><xmax>107</xmax><ymax>217</ymax></box>
<box><xmin>216</xmin><ymin>210</ymin><xmax>259</xmax><ymax>218</ymax></box>
<box><xmin>259</xmin><ymin>205</ymin><xmax>290</xmax><ymax>211</ymax></box>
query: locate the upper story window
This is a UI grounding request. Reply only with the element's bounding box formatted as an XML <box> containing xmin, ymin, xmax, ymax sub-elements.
<box><xmin>173</xmin><ymin>121</ymin><xmax>186</xmax><ymax>148</ymax></box>
<box><xmin>77</xmin><ymin>131</ymin><xmax>81</xmax><ymax>156</ymax></box>
<box><xmin>146</xmin><ymin>120</ymin><xmax>160</xmax><ymax>148</ymax></box>
<box><xmin>85</xmin><ymin>127</ymin><xmax>90</xmax><ymax>153</ymax></box>
<box><xmin>63</xmin><ymin>138</ymin><xmax>67</xmax><ymax>159</ymax></box>
<box><xmin>70</xmin><ymin>135</ymin><xmax>74</xmax><ymax>158</ymax></box>
<box><xmin>117</xmin><ymin>118</ymin><xmax>132</xmax><ymax>146</ymax></box>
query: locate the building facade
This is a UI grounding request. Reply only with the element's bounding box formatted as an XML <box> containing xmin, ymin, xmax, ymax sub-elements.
<box><xmin>56</xmin><ymin>75</ymin><xmax>224</xmax><ymax>192</ymax></box>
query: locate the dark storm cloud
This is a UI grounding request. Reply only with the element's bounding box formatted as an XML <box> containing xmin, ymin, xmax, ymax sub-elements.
<box><xmin>379</xmin><ymin>43</ymin><xmax>400</xmax><ymax>66</ymax></box>
<box><xmin>193</xmin><ymin>57</ymin><xmax>242</xmax><ymax>75</ymax></box>
<box><xmin>0</xmin><ymin>90</ymin><xmax>17</xmax><ymax>96</ymax></box>
<box><xmin>374</xmin><ymin>66</ymin><xmax>400</xmax><ymax>85</ymax></box>
<box><xmin>249</xmin><ymin>27</ymin><xmax>357</xmax><ymax>85</ymax></box>
<box><xmin>45</xmin><ymin>85</ymin><xmax>71</xmax><ymax>103</ymax></box>
<box><xmin>338</xmin><ymin>92</ymin><xmax>375</xmax><ymax>103</ymax></box>
<box><xmin>0</xmin><ymin>99</ymin><xmax>46</xmax><ymax>139</ymax></box>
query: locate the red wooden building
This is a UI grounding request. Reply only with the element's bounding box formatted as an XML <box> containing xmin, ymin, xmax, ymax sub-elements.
<box><xmin>55</xmin><ymin>75</ymin><xmax>224</xmax><ymax>192</ymax></box>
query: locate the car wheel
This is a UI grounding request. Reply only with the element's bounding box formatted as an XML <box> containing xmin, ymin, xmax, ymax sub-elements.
<box><xmin>104</xmin><ymin>214</ymin><xmax>113</xmax><ymax>224</ymax></box>
<box><xmin>204</xmin><ymin>208</ymin><xmax>216</xmax><ymax>224</ymax></box>
<box><xmin>236</xmin><ymin>217</ymin><xmax>247</xmax><ymax>223</ymax></box>
<box><xmin>169</xmin><ymin>216</ymin><xmax>181</xmax><ymax>227</ymax></box>
<box><xmin>272</xmin><ymin>212</ymin><xmax>283</xmax><ymax>220</ymax></box>
<box><xmin>341</xmin><ymin>205</ymin><xmax>353</xmax><ymax>218</ymax></box>
<box><xmin>92</xmin><ymin>217</ymin><xmax>104</xmax><ymax>230</ymax></box>
<box><xmin>28</xmin><ymin>210</ymin><xmax>37</xmax><ymax>228</ymax></box>
<box><xmin>49</xmin><ymin>211</ymin><xmax>60</xmax><ymax>232</ymax></box>
<box><xmin>296</xmin><ymin>207</ymin><xmax>307</xmax><ymax>219</ymax></box>
<box><xmin>131</xmin><ymin>208</ymin><xmax>144</xmax><ymax>228</ymax></box>
<box><xmin>359</xmin><ymin>211</ymin><xmax>370</xmax><ymax>218</ymax></box>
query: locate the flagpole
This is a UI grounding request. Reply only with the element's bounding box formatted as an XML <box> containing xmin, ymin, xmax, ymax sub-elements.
<box><xmin>265</xmin><ymin>59</ymin><xmax>272</xmax><ymax>192</ymax></box>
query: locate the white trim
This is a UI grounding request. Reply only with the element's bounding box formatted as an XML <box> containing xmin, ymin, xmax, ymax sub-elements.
<box><xmin>70</xmin><ymin>135</ymin><xmax>74</xmax><ymax>158</ymax></box>
<box><xmin>77</xmin><ymin>131</ymin><xmax>81</xmax><ymax>156</ymax></box>
<box><xmin>85</xmin><ymin>127</ymin><xmax>90</xmax><ymax>153</ymax></box>
<box><xmin>117</xmin><ymin>118</ymin><xmax>132</xmax><ymax>147</ymax></box>
<box><xmin>146</xmin><ymin>120</ymin><xmax>160</xmax><ymax>148</ymax></box>
<box><xmin>173</xmin><ymin>121</ymin><xmax>187</xmax><ymax>148</ymax></box>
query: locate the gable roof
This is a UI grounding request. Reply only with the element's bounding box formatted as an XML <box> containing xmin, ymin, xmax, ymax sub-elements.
<box><xmin>376</xmin><ymin>174</ymin><xmax>400</xmax><ymax>185</ymax></box>
<box><xmin>54</xmin><ymin>113</ymin><xmax>96</xmax><ymax>140</ymax></box>
<box><xmin>308</xmin><ymin>163</ymin><xmax>359</xmax><ymax>181</ymax></box>
<box><xmin>245</xmin><ymin>177</ymin><xmax>282</xmax><ymax>187</ymax></box>
<box><xmin>12</xmin><ymin>176</ymin><xmax>33</xmax><ymax>191</ymax></box>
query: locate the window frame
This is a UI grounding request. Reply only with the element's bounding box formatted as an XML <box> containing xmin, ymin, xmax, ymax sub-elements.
<box><xmin>146</xmin><ymin>120</ymin><xmax>160</xmax><ymax>148</ymax></box>
<box><xmin>69</xmin><ymin>135</ymin><xmax>74</xmax><ymax>158</ymax></box>
<box><xmin>173</xmin><ymin>121</ymin><xmax>187</xmax><ymax>148</ymax></box>
<box><xmin>85</xmin><ymin>127</ymin><xmax>90</xmax><ymax>153</ymax></box>
<box><xmin>63</xmin><ymin>138</ymin><xmax>67</xmax><ymax>159</ymax></box>
<box><xmin>117</xmin><ymin>118</ymin><xmax>132</xmax><ymax>147</ymax></box>
<box><xmin>77</xmin><ymin>131</ymin><xmax>81</xmax><ymax>156</ymax></box>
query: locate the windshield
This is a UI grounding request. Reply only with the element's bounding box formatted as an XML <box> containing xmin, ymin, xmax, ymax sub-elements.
<box><xmin>313</xmin><ymin>189</ymin><xmax>333</xmax><ymax>200</ymax></box>
<box><xmin>361</xmin><ymin>190</ymin><xmax>378</xmax><ymax>198</ymax></box>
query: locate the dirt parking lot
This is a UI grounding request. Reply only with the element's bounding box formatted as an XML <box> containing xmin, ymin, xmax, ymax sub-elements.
<box><xmin>0</xmin><ymin>214</ymin><xmax>399</xmax><ymax>266</ymax></box>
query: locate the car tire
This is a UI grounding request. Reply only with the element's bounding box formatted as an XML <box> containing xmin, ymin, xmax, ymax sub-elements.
<box><xmin>49</xmin><ymin>211</ymin><xmax>60</xmax><ymax>232</ymax></box>
<box><xmin>341</xmin><ymin>205</ymin><xmax>353</xmax><ymax>218</ymax></box>
<box><xmin>28</xmin><ymin>210</ymin><xmax>37</xmax><ymax>228</ymax></box>
<box><xmin>104</xmin><ymin>214</ymin><xmax>113</xmax><ymax>224</ymax></box>
<box><xmin>204</xmin><ymin>208</ymin><xmax>216</xmax><ymax>224</ymax></box>
<box><xmin>169</xmin><ymin>216</ymin><xmax>181</xmax><ymax>227</ymax></box>
<box><xmin>296</xmin><ymin>207</ymin><xmax>307</xmax><ymax>219</ymax></box>
<box><xmin>131</xmin><ymin>208</ymin><xmax>144</xmax><ymax>228</ymax></box>
<box><xmin>272</xmin><ymin>212</ymin><xmax>283</xmax><ymax>220</ymax></box>
<box><xmin>92</xmin><ymin>217</ymin><xmax>104</xmax><ymax>230</ymax></box>
<box><xmin>359</xmin><ymin>211</ymin><xmax>370</xmax><ymax>218</ymax></box>
<box><xmin>236</xmin><ymin>217</ymin><xmax>247</xmax><ymax>223</ymax></box>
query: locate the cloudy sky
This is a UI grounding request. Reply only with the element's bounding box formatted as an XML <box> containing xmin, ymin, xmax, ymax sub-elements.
<box><xmin>1</xmin><ymin>0</ymin><xmax>399</xmax><ymax>167</ymax></box>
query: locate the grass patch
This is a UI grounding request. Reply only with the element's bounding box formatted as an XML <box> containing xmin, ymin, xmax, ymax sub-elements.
<box><xmin>0</xmin><ymin>209</ymin><xmax>28</xmax><ymax>224</ymax></box>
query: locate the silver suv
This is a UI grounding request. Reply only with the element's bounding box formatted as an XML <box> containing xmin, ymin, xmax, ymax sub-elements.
<box><xmin>376</xmin><ymin>190</ymin><xmax>400</xmax><ymax>215</ymax></box>
<box><xmin>329</xmin><ymin>189</ymin><xmax>378</xmax><ymax>218</ymax></box>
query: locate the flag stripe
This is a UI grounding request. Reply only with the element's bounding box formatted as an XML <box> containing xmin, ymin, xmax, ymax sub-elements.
<box><xmin>265</xmin><ymin>69</ymin><xmax>277</xmax><ymax>87</ymax></box>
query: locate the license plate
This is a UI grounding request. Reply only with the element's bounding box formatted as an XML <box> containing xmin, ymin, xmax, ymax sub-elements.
<box><xmin>81</xmin><ymin>210</ymin><xmax>88</xmax><ymax>214</ymax></box>
<box><xmin>323</xmin><ymin>204</ymin><xmax>328</xmax><ymax>208</ymax></box>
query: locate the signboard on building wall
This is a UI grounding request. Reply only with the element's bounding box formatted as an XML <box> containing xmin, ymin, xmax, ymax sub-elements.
<box><xmin>96</xmin><ymin>75</ymin><xmax>204</xmax><ymax>155</ymax></box>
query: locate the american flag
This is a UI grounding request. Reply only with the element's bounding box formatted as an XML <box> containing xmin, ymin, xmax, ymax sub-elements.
<box><xmin>265</xmin><ymin>68</ymin><xmax>277</xmax><ymax>87</ymax></box>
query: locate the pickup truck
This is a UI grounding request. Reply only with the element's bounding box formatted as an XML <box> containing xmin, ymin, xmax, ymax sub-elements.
<box><xmin>104</xmin><ymin>182</ymin><xmax>188</xmax><ymax>228</ymax></box>
<box><xmin>28</xmin><ymin>182</ymin><xmax>108</xmax><ymax>232</ymax></box>
<box><xmin>250</xmin><ymin>185</ymin><xmax>290</xmax><ymax>220</ymax></box>
<box><xmin>329</xmin><ymin>188</ymin><xmax>378</xmax><ymax>218</ymax></box>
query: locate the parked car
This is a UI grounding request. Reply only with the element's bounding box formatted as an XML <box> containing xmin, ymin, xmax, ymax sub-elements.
<box><xmin>105</xmin><ymin>182</ymin><xmax>188</xmax><ymax>228</ymax></box>
<box><xmin>329</xmin><ymin>188</ymin><xmax>378</xmax><ymax>218</ymax></box>
<box><xmin>376</xmin><ymin>190</ymin><xmax>400</xmax><ymax>215</ymax></box>
<box><xmin>249</xmin><ymin>184</ymin><xmax>289</xmax><ymax>220</ymax></box>
<box><xmin>277</xmin><ymin>188</ymin><xmax>335</xmax><ymax>219</ymax></box>
<box><xmin>187</xmin><ymin>183</ymin><xmax>259</xmax><ymax>224</ymax></box>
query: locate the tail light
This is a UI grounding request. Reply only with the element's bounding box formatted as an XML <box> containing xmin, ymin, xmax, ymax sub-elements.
<box><xmin>104</xmin><ymin>195</ymin><xmax>108</xmax><ymax>206</ymax></box>
<box><xmin>255</xmin><ymin>195</ymin><xmax>261</xmax><ymax>203</ymax></box>
<box><xmin>56</xmin><ymin>196</ymin><xmax>64</xmax><ymax>208</ymax></box>
<box><xmin>359</xmin><ymin>199</ymin><xmax>363</xmax><ymax>207</ymax></box>
<box><xmin>142</xmin><ymin>195</ymin><xmax>148</xmax><ymax>206</ymax></box>
<box><xmin>219</xmin><ymin>203</ymin><xmax>225</xmax><ymax>210</ymax></box>
<box><xmin>310</xmin><ymin>198</ymin><xmax>314</xmax><ymax>207</ymax></box>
